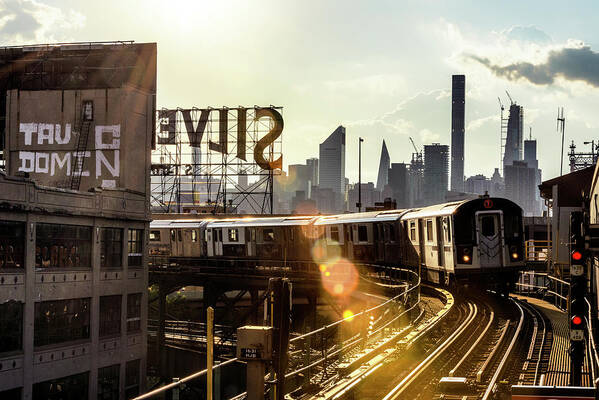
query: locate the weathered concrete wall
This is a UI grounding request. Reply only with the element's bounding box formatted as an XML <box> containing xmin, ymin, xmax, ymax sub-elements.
<box><xmin>5</xmin><ymin>86</ymin><xmax>153</xmax><ymax>195</ymax></box>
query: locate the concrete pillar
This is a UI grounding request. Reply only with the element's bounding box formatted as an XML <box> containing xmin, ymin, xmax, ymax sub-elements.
<box><xmin>22</xmin><ymin>216</ymin><xmax>35</xmax><ymax>400</ymax></box>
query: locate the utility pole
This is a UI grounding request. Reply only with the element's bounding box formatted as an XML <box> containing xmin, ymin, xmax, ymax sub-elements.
<box><xmin>357</xmin><ymin>137</ymin><xmax>364</xmax><ymax>212</ymax></box>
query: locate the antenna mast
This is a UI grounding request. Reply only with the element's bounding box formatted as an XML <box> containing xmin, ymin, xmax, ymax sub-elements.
<box><xmin>557</xmin><ymin>107</ymin><xmax>566</xmax><ymax>176</ymax></box>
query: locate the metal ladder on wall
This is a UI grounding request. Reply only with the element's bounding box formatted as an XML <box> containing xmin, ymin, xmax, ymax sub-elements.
<box><xmin>70</xmin><ymin>109</ymin><xmax>92</xmax><ymax>191</ymax></box>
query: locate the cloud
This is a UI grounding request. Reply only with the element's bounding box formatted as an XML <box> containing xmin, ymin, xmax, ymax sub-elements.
<box><xmin>0</xmin><ymin>0</ymin><xmax>85</xmax><ymax>44</ymax></box>
<box><xmin>501</xmin><ymin>25</ymin><xmax>552</xmax><ymax>44</ymax></box>
<box><xmin>467</xmin><ymin>43</ymin><xmax>599</xmax><ymax>88</ymax></box>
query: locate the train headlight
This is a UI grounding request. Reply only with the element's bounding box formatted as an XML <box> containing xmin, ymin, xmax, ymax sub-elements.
<box><xmin>510</xmin><ymin>246</ymin><xmax>519</xmax><ymax>260</ymax></box>
<box><xmin>459</xmin><ymin>246</ymin><xmax>472</xmax><ymax>264</ymax></box>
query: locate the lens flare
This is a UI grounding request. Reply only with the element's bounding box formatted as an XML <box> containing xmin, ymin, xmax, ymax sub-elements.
<box><xmin>320</xmin><ymin>258</ymin><xmax>359</xmax><ymax>297</ymax></box>
<box><xmin>343</xmin><ymin>309</ymin><xmax>355</xmax><ymax>321</ymax></box>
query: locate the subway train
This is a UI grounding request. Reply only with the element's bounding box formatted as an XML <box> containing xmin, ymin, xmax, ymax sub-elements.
<box><xmin>149</xmin><ymin>196</ymin><xmax>524</xmax><ymax>289</ymax></box>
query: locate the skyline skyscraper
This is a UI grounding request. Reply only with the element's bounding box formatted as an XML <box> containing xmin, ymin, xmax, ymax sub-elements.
<box><xmin>450</xmin><ymin>74</ymin><xmax>465</xmax><ymax>192</ymax></box>
<box><xmin>376</xmin><ymin>140</ymin><xmax>390</xmax><ymax>191</ymax></box>
<box><xmin>424</xmin><ymin>143</ymin><xmax>449</xmax><ymax>205</ymax></box>
<box><xmin>503</xmin><ymin>103</ymin><xmax>524</xmax><ymax>171</ymax></box>
<box><xmin>319</xmin><ymin>126</ymin><xmax>346</xmax><ymax>209</ymax></box>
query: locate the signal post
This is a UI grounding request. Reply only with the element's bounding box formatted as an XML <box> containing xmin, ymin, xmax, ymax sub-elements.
<box><xmin>569</xmin><ymin>211</ymin><xmax>587</xmax><ymax>386</ymax></box>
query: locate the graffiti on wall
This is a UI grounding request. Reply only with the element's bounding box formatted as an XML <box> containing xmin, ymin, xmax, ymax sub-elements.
<box><xmin>17</xmin><ymin>122</ymin><xmax>120</xmax><ymax>188</ymax></box>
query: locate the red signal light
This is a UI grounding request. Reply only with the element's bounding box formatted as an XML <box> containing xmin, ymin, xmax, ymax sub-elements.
<box><xmin>572</xmin><ymin>251</ymin><xmax>583</xmax><ymax>261</ymax></box>
<box><xmin>572</xmin><ymin>315</ymin><xmax>583</xmax><ymax>326</ymax></box>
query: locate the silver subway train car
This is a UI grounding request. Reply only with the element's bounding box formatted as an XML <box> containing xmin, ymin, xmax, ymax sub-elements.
<box><xmin>149</xmin><ymin>196</ymin><xmax>524</xmax><ymax>289</ymax></box>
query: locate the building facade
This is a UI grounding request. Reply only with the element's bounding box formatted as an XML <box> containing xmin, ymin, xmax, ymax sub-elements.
<box><xmin>376</xmin><ymin>140</ymin><xmax>390</xmax><ymax>191</ymax></box>
<box><xmin>423</xmin><ymin>144</ymin><xmax>449</xmax><ymax>205</ymax></box>
<box><xmin>318</xmin><ymin>126</ymin><xmax>346</xmax><ymax>211</ymax></box>
<box><xmin>0</xmin><ymin>174</ymin><xmax>149</xmax><ymax>400</ymax></box>
<box><xmin>0</xmin><ymin>42</ymin><xmax>155</xmax><ymax>400</ymax></box>
<box><xmin>450</xmin><ymin>75</ymin><xmax>465</xmax><ymax>192</ymax></box>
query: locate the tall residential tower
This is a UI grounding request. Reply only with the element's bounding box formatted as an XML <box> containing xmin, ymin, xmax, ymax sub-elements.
<box><xmin>450</xmin><ymin>75</ymin><xmax>465</xmax><ymax>192</ymax></box>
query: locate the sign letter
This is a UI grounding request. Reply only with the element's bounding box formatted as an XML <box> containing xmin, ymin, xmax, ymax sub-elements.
<box><xmin>253</xmin><ymin>108</ymin><xmax>283</xmax><ymax>170</ymax></box>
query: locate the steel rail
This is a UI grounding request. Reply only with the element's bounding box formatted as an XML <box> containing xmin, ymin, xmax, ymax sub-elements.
<box><xmin>382</xmin><ymin>302</ymin><xmax>478</xmax><ymax>400</ymax></box>
<box><xmin>449</xmin><ymin>308</ymin><xmax>494</xmax><ymax>377</ymax></box>
<box><xmin>481</xmin><ymin>298</ymin><xmax>524</xmax><ymax>400</ymax></box>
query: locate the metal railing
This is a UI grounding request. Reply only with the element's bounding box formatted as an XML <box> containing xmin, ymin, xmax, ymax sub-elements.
<box><xmin>525</xmin><ymin>240</ymin><xmax>552</xmax><ymax>262</ymax></box>
<box><xmin>135</xmin><ymin>265</ymin><xmax>421</xmax><ymax>400</ymax></box>
<box><xmin>515</xmin><ymin>271</ymin><xmax>569</xmax><ymax>311</ymax></box>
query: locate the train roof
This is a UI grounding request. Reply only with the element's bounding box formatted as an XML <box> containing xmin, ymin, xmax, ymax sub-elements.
<box><xmin>401</xmin><ymin>201</ymin><xmax>467</xmax><ymax>219</ymax></box>
<box><xmin>205</xmin><ymin>216</ymin><xmax>317</xmax><ymax>228</ymax></box>
<box><xmin>150</xmin><ymin>219</ymin><xmax>211</xmax><ymax>229</ymax></box>
<box><xmin>314</xmin><ymin>209</ymin><xmax>409</xmax><ymax>225</ymax></box>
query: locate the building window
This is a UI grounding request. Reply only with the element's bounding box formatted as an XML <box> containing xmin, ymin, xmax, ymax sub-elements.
<box><xmin>127</xmin><ymin>293</ymin><xmax>142</xmax><ymax>332</ymax></box>
<box><xmin>99</xmin><ymin>295</ymin><xmax>121</xmax><ymax>337</ymax></box>
<box><xmin>357</xmin><ymin>225</ymin><xmax>368</xmax><ymax>242</ymax></box>
<box><xmin>36</xmin><ymin>223</ymin><xmax>92</xmax><ymax>269</ymax></box>
<box><xmin>0</xmin><ymin>221</ymin><xmax>25</xmax><ymax>269</ymax></box>
<box><xmin>125</xmin><ymin>359</ymin><xmax>141</xmax><ymax>398</ymax></box>
<box><xmin>228</xmin><ymin>228</ymin><xmax>238</xmax><ymax>242</ymax></box>
<box><xmin>150</xmin><ymin>230</ymin><xmax>161</xmax><ymax>241</ymax></box>
<box><xmin>0</xmin><ymin>300</ymin><xmax>23</xmax><ymax>353</ymax></box>
<box><xmin>263</xmin><ymin>228</ymin><xmax>275</xmax><ymax>242</ymax></box>
<box><xmin>128</xmin><ymin>229</ymin><xmax>143</xmax><ymax>267</ymax></box>
<box><xmin>33</xmin><ymin>372</ymin><xmax>89</xmax><ymax>400</ymax></box>
<box><xmin>426</xmin><ymin>220</ymin><xmax>433</xmax><ymax>242</ymax></box>
<box><xmin>0</xmin><ymin>388</ymin><xmax>21</xmax><ymax>400</ymax></box>
<box><xmin>98</xmin><ymin>364</ymin><xmax>120</xmax><ymax>400</ymax></box>
<box><xmin>34</xmin><ymin>298</ymin><xmax>90</xmax><ymax>347</ymax></box>
<box><xmin>101</xmin><ymin>228</ymin><xmax>122</xmax><ymax>269</ymax></box>
<box><xmin>330</xmin><ymin>226</ymin><xmax>340</xmax><ymax>242</ymax></box>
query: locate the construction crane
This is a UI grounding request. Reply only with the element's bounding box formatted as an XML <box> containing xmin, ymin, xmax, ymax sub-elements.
<box><xmin>497</xmin><ymin>97</ymin><xmax>504</xmax><ymax>112</ymax></box>
<box><xmin>505</xmin><ymin>90</ymin><xmax>514</xmax><ymax>105</ymax></box>
<box><xmin>409</xmin><ymin>137</ymin><xmax>420</xmax><ymax>153</ymax></box>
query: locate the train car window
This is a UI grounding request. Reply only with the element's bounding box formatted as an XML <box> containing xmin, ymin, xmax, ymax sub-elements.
<box><xmin>426</xmin><ymin>220</ymin><xmax>433</xmax><ymax>242</ymax></box>
<box><xmin>503</xmin><ymin>213</ymin><xmax>522</xmax><ymax>238</ymax></box>
<box><xmin>228</xmin><ymin>229</ymin><xmax>239</xmax><ymax>242</ymax></box>
<box><xmin>389</xmin><ymin>224</ymin><xmax>396</xmax><ymax>242</ymax></box>
<box><xmin>289</xmin><ymin>228</ymin><xmax>295</xmax><ymax>242</ymax></box>
<box><xmin>443</xmin><ymin>218</ymin><xmax>450</xmax><ymax>243</ymax></box>
<box><xmin>330</xmin><ymin>226</ymin><xmax>340</xmax><ymax>242</ymax></box>
<box><xmin>170</xmin><ymin>229</ymin><xmax>175</xmax><ymax>242</ymax></box>
<box><xmin>264</xmin><ymin>228</ymin><xmax>275</xmax><ymax>242</ymax></box>
<box><xmin>358</xmin><ymin>225</ymin><xmax>368</xmax><ymax>242</ymax></box>
<box><xmin>150</xmin><ymin>231</ymin><xmax>161</xmax><ymax>241</ymax></box>
<box><xmin>481</xmin><ymin>216</ymin><xmax>496</xmax><ymax>237</ymax></box>
<box><xmin>177</xmin><ymin>229</ymin><xmax>182</xmax><ymax>242</ymax></box>
<box><xmin>191</xmin><ymin>230</ymin><xmax>198</xmax><ymax>242</ymax></box>
<box><xmin>410</xmin><ymin>221</ymin><xmax>416</xmax><ymax>241</ymax></box>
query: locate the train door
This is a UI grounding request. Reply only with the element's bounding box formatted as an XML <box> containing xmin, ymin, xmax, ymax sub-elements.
<box><xmin>215</xmin><ymin>228</ymin><xmax>223</xmax><ymax>256</ymax></box>
<box><xmin>345</xmin><ymin>225</ymin><xmax>354</xmax><ymax>259</ymax></box>
<box><xmin>375</xmin><ymin>223</ymin><xmax>385</xmax><ymax>262</ymax></box>
<box><xmin>475</xmin><ymin>211</ymin><xmax>503</xmax><ymax>268</ymax></box>
<box><xmin>436</xmin><ymin>217</ymin><xmax>445</xmax><ymax>267</ymax></box>
<box><xmin>247</xmin><ymin>228</ymin><xmax>256</xmax><ymax>258</ymax></box>
<box><xmin>206</xmin><ymin>228</ymin><xmax>214</xmax><ymax>256</ymax></box>
<box><xmin>170</xmin><ymin>229</ymin><xmax>183</xmax><ymax>256</ymax></box>
<box><xmin>418</xmin><ymin>219</ymin><xmax>426</xmax><ymax>266</ymax></box>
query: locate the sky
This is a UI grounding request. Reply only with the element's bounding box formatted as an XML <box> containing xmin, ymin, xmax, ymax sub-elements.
<box><xmin>2</xmin><ymin>0</ymin><xmax>599</xmax><ymax>184</ymax></box>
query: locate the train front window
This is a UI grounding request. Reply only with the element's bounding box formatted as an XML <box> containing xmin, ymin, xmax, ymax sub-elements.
<box><xmin>481</xmin><ymin>216</ymin><xmax>496</xmax><ymax>237</ymax></box>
